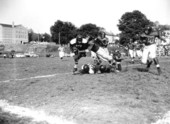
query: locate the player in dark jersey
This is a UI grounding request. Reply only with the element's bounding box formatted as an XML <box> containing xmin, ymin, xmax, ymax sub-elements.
<box><xmin>69</xmin><ymin>34</ymin><xmax>89</xmax><ymax>74</ymax></box>
<box><xmin>90</xmin><ymin>32</ymin><xmax>109</xmax><ymax>59</ymax></box>
<box><xmin>140</xmin><ymin>26</ymin><xmax>167</xmax><ymax>75</ymax></box>
<box><xmin>95</xmin><ymin>32</ymin><xmax>109</xmax><ymax>48</ymax></box>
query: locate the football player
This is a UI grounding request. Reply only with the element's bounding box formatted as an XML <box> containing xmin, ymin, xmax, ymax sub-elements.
<box><xmin>128</xmin><ymin>39</ymin><xmax>136</xmax><ymax>64</ymax></box>
<box><xmin>108</xmin><ymin>43</ymin><xmax>123</xmax><ymax>72</ymax></box>
<box><xmin>69</xmin><ymin>34</ymin><xmax>115</xmax><ymax>74</ymax></box>
<box><xmin>95</xmin><ymin>32</ymin><xmax>109</xmax><ymax>54</ymax></box>
<box><xmin>112</xmin><ymin>50</ymin><xmax>123</xmax><ymax>72</ymax></box>
<box><xmin>140</xmin><ymin>26</ymin><xmax>167</xmax><ymax>75</ymax></box>
<box><xmin>69</xmin><ymin>34</ymin><xmax>88</xmax><ymax>74</ymax></box>
<box><xmin>91</xmin><ymin>32</ymin><xmax>109</xmax><ymax>59</ymax></box>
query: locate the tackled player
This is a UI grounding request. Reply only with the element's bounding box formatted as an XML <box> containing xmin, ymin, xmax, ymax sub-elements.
<box><xmin>69</xmin><ymin>34</ymin><xmax>115</xmax><ymax>75</ymax></box>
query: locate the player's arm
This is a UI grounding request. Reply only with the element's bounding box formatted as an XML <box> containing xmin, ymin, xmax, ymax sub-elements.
<box><xmin>103</xmin><ymin>37</ymin><xmax>109</xmax><ymax>46</ymax></box>
<box><xmin>69</xmin><ymin>39</ymin><xmax>79</xmax><ymax>54</ymax></box>
<box><xmin>78</xmin><ymin>40</ymin><xmax>94</xmax><ymax>53</ymax></box>
<box><xmin>157</xmin><ymin>34</ymin><xmax>167</xmax><ymax>43</ymax></box>
<box><xmin>99</xmin><ymin>37</ymin><xmax>108</xmax><ymax>47</ymax></box>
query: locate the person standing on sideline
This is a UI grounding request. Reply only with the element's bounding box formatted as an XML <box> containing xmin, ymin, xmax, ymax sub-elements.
<box><xmin>58</xmin><ymin>45</ymin><xmax>65</xmax><ymax>59</ymax></box>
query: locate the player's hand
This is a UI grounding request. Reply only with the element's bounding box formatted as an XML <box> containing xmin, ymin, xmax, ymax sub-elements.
<box><xmin>73</xmin><ymin>48</ymin><xmax>79</xmax><ymax>54</ymax></box>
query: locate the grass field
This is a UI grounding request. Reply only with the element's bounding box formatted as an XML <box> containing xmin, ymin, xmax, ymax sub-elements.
<box><xmin>0</xmin><ymin>56</ymin><xmax>170</xmax><ymax>124</ymax></box>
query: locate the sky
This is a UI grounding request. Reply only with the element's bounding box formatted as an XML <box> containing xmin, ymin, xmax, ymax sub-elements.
<box><xmin>0</xmin><ymin>0</ymin><xmax>170</xmax><ymax>34</ymax></box>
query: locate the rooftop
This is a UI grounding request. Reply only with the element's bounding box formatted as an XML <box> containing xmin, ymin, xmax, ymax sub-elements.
<box><xmin>0</xmin><ymin>23</ymin><xmax>22</xmax><ymax>28</ymax></box>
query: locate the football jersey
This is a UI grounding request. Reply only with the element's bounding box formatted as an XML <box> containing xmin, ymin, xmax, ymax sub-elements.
<box><xmin>70</xmin><ymin>38</ymin><xmax>89</xmax><ymax>51</ymax></box>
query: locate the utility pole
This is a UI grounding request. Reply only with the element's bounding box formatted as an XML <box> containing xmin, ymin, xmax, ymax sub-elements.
<box><xmin>38</xmin><ymin>30</ymin><xmax>39</xmax><ymax>42</ymax></box>
<box><xmin>58</xmin><ymin>32</ymin><xmax>61</xmax><ymax>45</ymax></box>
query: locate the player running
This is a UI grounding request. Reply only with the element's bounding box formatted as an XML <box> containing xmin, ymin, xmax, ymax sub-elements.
<box><xmin>140</xmin><ymin>26</ymin><xmax>167</xmax><ymax>75</ymax></box>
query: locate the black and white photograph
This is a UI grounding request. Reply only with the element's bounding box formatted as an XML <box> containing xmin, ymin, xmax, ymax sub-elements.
<box><xmin>0</xmin><ymin>0</ymin><xmax>170</xmax><ymax>124</ymax></box>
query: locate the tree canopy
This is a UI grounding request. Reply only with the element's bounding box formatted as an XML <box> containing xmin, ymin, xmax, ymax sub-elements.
<box><xmin>28</xmin><ymin>29</ymin><xmax>51</xmax><ymax>42</ymax></box>
<box><xmin>50</xmin><ymin>20</ymin><xmax>77</xmax><ymax>44</ymax></box>
<box><xmin>78</xmin><ymin>23</ymin><xmax>103</xmax><ymax>38</ymax></box>
<box><xmin>50</xmin><ymin>20</ymin><xmax>104</xmax><ymax>44</ymax></box>
<box><xmin>117</xmin><ymin>10</ymin><xmax>153</xmax><ymax>45</ymax></box>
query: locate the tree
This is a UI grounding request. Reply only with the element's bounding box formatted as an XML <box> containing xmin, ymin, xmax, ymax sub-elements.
<box><xmin>50</xmin><ymin>20</ymin><xmax>77</xmax><ymax>44</ymax></box>
<box><xmin>78</xmin><ymin>23</ymin><xmax>103</xmax><ymax>38</ymax></box>
<box><xmin>153</xmin><ymin>21</ymin><xmax>170</xmax><ymax>31</ymax></box>
<box><xmin>28</xmin><ymin>29</ymin><xmax>41</xmax><ymax>42</ymax></box>
<box><xmin>28</xmin><ymin>29</ymin><xmax>34</xmax><ymax>42</ymax></box>
<box><xmin>117</xmin><ymin>10</ymin><xmax>153</xmax><ymax>45</ymax></box>
<box><xmin>42</xmin><ymin>33</ymin><xmax>51</xmax><ymax>42</ymax></box>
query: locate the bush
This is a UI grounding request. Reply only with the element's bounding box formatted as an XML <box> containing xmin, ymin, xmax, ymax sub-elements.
<box><xmin>46</xmin><ymin>44</ymin><xmax>59</xmax><ymax>52</ymax></box>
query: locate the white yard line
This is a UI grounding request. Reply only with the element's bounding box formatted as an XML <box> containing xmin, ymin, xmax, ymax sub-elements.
<box><xmin>0</xmin><ymin>100</ymin><xmax>75</xmax><ymax>124</ymax></box>
<box><xmin>0</xmin><ymin>72</ymin><xmax>71</xmax><ymax>83</ymax></box>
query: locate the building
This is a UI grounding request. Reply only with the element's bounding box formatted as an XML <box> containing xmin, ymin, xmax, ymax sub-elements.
<box><xmin>0</xmin><ymin>22</ymin><xmax>28</xmax><ymax>44</ymax></box>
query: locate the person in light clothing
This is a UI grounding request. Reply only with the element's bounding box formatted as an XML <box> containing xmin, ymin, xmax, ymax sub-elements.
<box><xmin>58</xmin><ymin>45</ymin><xmax>65</xmax><ymax>59</ymax></box>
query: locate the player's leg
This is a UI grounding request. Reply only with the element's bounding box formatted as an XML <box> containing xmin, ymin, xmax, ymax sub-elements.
<box><xmin>96</xmin><ymin>47</ymin><xmax>113</xmax><ymax>63</ymax></box>
<box><xmin>104</xmin><ymin>47</ymin><xmax>110</xmax><ymax>55</ymax></box>
<box><xmin>91</xmin><ymin>51</ymin><xmax>97</xmax><ymax>59</ymax></box>
<box><xmin>129</xmin><ymin>49</ymin><xmax>134</xmax><ymax>63</ymax></box>
<box><xmin>73</xmin><ymin>54</ymin><xmax>81</xmax><ymax>74</ymax></box>
<box><xmin>141</xmin><ymin>45</ymin><xmax>153</xmax><ymax>71</ymax></box>
<box><xmin>136</xmin><ymin>50</ymin><xmax>142</xmax><ymax>59</ymax></box>
<box><xmin>141</xmin><ymin>46</ymin><xmax>149</xmax><ymax>64</ymax></box>
<box><xmin>116</xmin><ymin>61</ymin><xmax>122</xmax><ymax>72</ymax></box>
<box><xmin>153</xmin><ymin>57</ymin><xmax>161</xmax><ymax>75</ymax></box>
<box><xmin>133</xmin><ymin>50</ymin><xmax>137</xmax><ymax>61</ymax></box>
<box><xmin>149</xmin><ymin>44</ymin><xmax>161</xmax><ymax>75</ymax></box>
<box><xmin>59</xmin><ymin>51</ymin><xmax>64</xmax><ymax>59</ymax></box>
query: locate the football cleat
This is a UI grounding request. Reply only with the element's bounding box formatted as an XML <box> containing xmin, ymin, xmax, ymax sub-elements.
<box><xmin>157</xmin><ymin>67</ymin><xmax>162</xmax><ymax>75</ymax></box>
<box><xmin>73</xmin><ymin>68</ymin><xmax>79</xmax><ymax>75</ymax></box>
<box><xmin>99</xmin><ymin>65</ymin><xmax>106</xmax><ymax>73</ymax></box>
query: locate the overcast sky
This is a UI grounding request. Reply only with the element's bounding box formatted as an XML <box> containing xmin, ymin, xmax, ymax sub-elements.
<box><xmin>0</xmin><ymin>0</ymin><xmax>170</xmax><ymax>34</ymax></box>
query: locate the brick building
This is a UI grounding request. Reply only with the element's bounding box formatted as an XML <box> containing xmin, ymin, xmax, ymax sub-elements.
<box><xmin>0</xmin><ymin>22</ymin><xmax>28</xmax><ymax>44</ymax></box>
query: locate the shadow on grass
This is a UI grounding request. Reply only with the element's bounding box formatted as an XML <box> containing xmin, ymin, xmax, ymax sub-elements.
<box><xmin>133</xmin><ymin>67</ymin><xmax>149</xmax><ymax>72</ymax></box>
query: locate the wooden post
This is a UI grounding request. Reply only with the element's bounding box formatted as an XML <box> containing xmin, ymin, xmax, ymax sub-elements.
<box><xmin>59</xmin><ymin>32</ymin><xmax>61</xmax><ymax>45</ymax></box>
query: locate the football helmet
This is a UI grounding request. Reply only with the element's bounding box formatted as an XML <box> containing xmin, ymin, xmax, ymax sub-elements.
<box><xmin>99</xmin><ymin>65</ymin><xmax>106</xmax><ymax>73</ymax></box>
<box><xmin>76</xmin><ymin>34</ymin><xmax>83</xmax><ymax>43</ymax></box>
<box><xmin>81</xmin><ymin>64</ymin><xmax>90</xmax><ymax>73</ymax></box>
